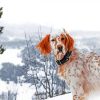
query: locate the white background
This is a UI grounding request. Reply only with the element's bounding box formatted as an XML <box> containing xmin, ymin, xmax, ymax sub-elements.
<box><xmin>0</xmin><ymin>0</ymin><xmax>100</xmax><ymax>31</ymax></box>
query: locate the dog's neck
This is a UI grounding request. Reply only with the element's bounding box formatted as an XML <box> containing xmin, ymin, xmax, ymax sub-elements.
<box><xmin>56</xmin><ymin>48</ymin><xmax>79</xmax><ymax>66</ymax></box>
<box><xmin>57</xmin><ymin>48</ymin><xmax>79</xmax><ymax>77</ymax></box>
<box><xmin>56</xmin><ymin>51</ymin><xmax>72</xmax><ymax>65</ymax></box>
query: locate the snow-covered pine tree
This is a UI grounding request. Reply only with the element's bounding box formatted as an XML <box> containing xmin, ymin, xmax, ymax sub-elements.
<box><xmin>0</xmin><ymin>7</ymin><xmax>5</xmax><ymax>54</ymax></box>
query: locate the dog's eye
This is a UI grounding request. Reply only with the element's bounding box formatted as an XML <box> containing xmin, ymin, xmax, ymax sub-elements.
<box><xmin>61</xmin><ymin>37</ymin><xmax>65</xmax><ymax>40</ymax></box>
<box><xmin>51</xmin><ymin>39</ymin><xmax>55</xmax><ymax>42</ymax></box>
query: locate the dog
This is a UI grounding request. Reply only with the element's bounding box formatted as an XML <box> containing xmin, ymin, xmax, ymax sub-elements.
<box><xmin>36</xmin><ymin>31</ymin><xmax>100</xmax><ymax>100</ymax></box>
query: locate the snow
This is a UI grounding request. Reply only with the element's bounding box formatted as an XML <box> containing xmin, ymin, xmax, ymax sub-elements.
<box><xmin>46</xmin><ymin>93</ymin><xmax>100</xmax><ymax>100</ymax></box>
<box><xmin>0</xmin><ymin>80</ymin><xmax>35</xmax><ymax>100</ymax></box>
<box><xmin>0</xmin><ymin>76</ymin><xmax>100</xmax><ymax>100</ymax></box>
<box><xmin>16</xmin><ymin>84</ymin><xmax>35</xmax><ymax>100</ymax></box>
<box><xmin>0</xmin><ymin>48</ymin><xmax>24</xmax><ymax>66</ymax></box>
<box><xmin>46</xmin><ymin>93</ymin><xmax>72</xmax><ymax>100</ymax></box>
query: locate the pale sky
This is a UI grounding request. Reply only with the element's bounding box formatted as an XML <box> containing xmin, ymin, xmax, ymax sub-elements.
<box><xmin>1</xmin><ymin>0</ymin><xmax>100</xmax><ymax>31</ymax></box>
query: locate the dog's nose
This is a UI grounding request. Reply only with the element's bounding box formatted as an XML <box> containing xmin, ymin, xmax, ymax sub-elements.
<box><xmin>57</xmin><ymin>45</ymin><xmax>63</xmax><ymax>52</ymax></box>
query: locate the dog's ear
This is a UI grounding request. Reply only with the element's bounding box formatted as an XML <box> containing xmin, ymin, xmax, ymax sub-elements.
<box><xmin>66</xmin><ymin>33</ymin><xmax>74</xmax><ymax>51</ymax></box>
<box><xmin>36</xmin><ymin>34</ymin><xmax>51</xmax><ymax>55</ymax></box>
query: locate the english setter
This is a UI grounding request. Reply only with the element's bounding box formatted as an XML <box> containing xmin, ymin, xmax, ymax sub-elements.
<box><xmin>37</xmin><ymin>31</ymin><xmax>100</xmax><ymax>100</ymax></box>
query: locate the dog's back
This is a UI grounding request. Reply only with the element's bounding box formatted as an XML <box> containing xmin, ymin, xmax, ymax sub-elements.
<box><xmin>58</xmin><ymin>50</ymin><xmax>100</xmax><ymax>99</ymax></box>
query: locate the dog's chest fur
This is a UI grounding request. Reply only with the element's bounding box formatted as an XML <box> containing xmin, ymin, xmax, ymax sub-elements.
<box><xmin>58</xmin><ymin>50</ymin><xmax>100</xmax><ymax>94</ymax></box>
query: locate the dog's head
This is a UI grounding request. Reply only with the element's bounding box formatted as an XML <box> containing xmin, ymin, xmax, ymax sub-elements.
<box><xmin>36</xmin><ymin>32</ymin><xmax>74</xmax><ymax>60</ymax></box>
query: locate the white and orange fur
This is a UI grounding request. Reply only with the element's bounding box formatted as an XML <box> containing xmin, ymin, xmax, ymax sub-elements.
<box><xmin>36</xmin><ymin>32</ymin><xmax>100</xmax><ymax>100</ymax></box>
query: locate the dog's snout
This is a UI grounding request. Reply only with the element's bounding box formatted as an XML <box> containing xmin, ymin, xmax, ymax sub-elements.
<box><xmin>57</xmin><ymin>45</ymin><xmax>63</xmax><ymax>52</ymax></box>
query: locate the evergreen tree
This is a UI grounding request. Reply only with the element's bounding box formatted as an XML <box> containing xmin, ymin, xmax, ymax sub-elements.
<box><xmin>0</xmin><ymin>7</ymin><xmax>5</xmax><ymax>54</ymax></box>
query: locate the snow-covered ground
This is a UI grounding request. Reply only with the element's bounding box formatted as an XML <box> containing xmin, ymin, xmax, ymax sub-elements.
<box><xmin>16</xmin><ymin>83</ymin><xmax>35</xmax><ymax>100</ymax></box>
<box><xmin>46</xmin><ymin>93</ymin><xmax>100</xmax><ymax>100</ymax></box>
<box><xmin>1</xmin><ymin>79</ymin><xmax>100</xmax><ymax>100</ymax></box>
<box><xmin>47</xmin><ymin>94</ymin><xmax>72</xmax><ymax>100</ymax></box>
<box><xmin>0</xmin><ymin>80</ymin><xmax>35</xmax><ymax>100</ymax></box>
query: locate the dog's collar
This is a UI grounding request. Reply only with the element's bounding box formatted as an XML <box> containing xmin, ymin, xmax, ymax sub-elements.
<box><xmin>56</xmin><ymin>51</ymin><xmax>72</xmax><ymax>65</ymax></box>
